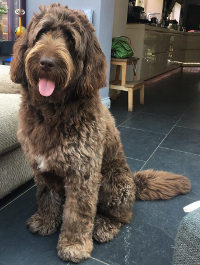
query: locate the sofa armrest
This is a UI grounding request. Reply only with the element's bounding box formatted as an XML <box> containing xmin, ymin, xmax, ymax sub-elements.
<box><xmin>0</xmin><ymin>65</ymin><xmax>20</xmax><ymax>94</ymax></box>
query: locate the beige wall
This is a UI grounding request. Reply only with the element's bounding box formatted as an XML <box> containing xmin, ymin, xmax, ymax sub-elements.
<box><xmin>110</xmin><ymin>0</ymin><xmax>129</xmax><ymax>94</ymax></box>
<box><xmin>145</xmin><ymin>0</ymin><xmax>164</xmax><ymax>20</ymax></box>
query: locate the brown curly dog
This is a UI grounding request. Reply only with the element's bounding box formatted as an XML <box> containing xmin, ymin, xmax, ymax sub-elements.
<box><xmin>10</xmin><ymin>4</ymin><xmax>191</xmax><ymax>263</ymax></box>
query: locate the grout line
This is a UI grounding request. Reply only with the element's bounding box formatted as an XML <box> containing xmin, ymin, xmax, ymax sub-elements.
<box><xmin>119</xmin><ymin>125</ymin><xmax>166</xmax><ymax>135</ymax></box>
<box><xmin>175</xmin><ymin>124</ymin><xmax>200</xmax><ymax>131</ymax></box>
<box><xmin>139</xmin><ymin>105</ymin><xmax>192</xmax><ymax>171</ymax></box>
<box><xmin>159</xmin><ymin>146</ymin><xmax>200</xmax><ymax>157</ymax></box>
<box><xmin>126</xmin><ymin>156</ymin><xmax>146</xmax><ymax>162</ymax></box>
<box><xmin>141</xmin><ymin>110</ymin><xmax>180</xmax><ymax>120</ymax></box>
<box><xmin>91</xmin><ymin>257</ymin><xmax>111</xmax><ymax>265</ymax></box>
<box><xmin>116</xmin><ymin>107</ymin><xmax>147</xmax><ymax>128</ymax></box>
<box><xmin>0</xmin><ymin>185</ymin><xmax>36</xmax><ymax>211</ymax></box>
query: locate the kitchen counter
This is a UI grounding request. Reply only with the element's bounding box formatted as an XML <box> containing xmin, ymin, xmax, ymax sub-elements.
<box><xmin>126</xmin><ymin>24</ymin><xmax>200</xmax><ymax>80</ymax></box>
<box><xmin>127</xmin><ymin>23</ymin><xmax>200</xmax><ymax>35</ymax></box>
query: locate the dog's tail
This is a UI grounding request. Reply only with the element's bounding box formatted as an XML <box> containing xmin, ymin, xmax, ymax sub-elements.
<box><xmin>132</xmin><ymin>169</ymin><xmax>191</xmax><ymax>200</ymax></box>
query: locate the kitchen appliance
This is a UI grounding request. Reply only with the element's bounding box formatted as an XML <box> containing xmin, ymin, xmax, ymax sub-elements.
<box><xmin>127</xmin><ymin>0</ymin><xmax>148</xmax><ymax>24</ymax></box>
<box><xmin>151</xmin><ymin>17</ymin><xmax>158</xmax><ymax>24</ymax></box>
<box><xmin>135</xmin><ymin>0</ymin><xmax>144</xmax><ymax>8</ymax></box>
<box><xmin>140</xmin><ymin>11</ymin><xmax>147</xmax><ymax>20</ymax></box>
<box><xmin>147</xmin><ymin>13</ymin><xmax>160</xmax><ymax>21</ymax></box>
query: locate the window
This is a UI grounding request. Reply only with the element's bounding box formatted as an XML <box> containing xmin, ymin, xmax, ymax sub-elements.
<box><xmin>0</xmin><ymin>0</ymin><xmax>26</xmax><ymax>41</ymax></box>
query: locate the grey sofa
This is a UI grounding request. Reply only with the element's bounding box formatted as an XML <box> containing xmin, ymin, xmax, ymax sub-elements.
<box><xmin>173</xmin><ymin>207</ymin><xmax>200</xmax><ymax>265</ymax></box>
<box><xmin>0</xmin><ymin>65</ymin><xmax>32</xmax><ymax>199</ymax></box>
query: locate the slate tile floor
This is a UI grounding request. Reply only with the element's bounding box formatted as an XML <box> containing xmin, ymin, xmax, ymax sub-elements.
<box><xmin>1</xmin><ymin>67</ymin><xmax>200</xmax><ymax>265</ymax></box>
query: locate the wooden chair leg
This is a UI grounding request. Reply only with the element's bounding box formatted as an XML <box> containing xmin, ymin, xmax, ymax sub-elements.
<box><xmin>128</xmin><ymin>88</ymin><xmax>133</xmax><ymax>111</ymax></box>
<box><xmin>112</xmin><ymin>90</ymin><xmax>118</xmax><ymax>100</ymax></box>
<box><xmin>140</xmin><ymin>84</ymin><xmax>144</xmax><ymax>105</ymax></box>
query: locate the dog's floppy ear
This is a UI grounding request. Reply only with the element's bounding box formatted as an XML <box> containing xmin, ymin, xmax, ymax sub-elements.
<box><xmin>10</xmin><ymin>30</ymin><xmax>28</xmax><ymax>84</ymax></box>
<box><xmin>75</xmin><ymin>29</ymin><xmax>107</xmax><ymax>97</ymax></box>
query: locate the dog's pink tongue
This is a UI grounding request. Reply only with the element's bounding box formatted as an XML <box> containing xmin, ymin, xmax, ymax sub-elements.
<box><xmin>38</xmin><ymin>78</ymin><xmax>55</xmax><ymax>97</ymax></box>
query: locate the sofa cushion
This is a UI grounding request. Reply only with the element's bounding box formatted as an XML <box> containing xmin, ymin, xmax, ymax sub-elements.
<box><xmin>0</xmin><ymin>94</ymin><xmax>21</xmax><ymax>155</ymax></box>
<box><xmin>173</xmin><ymin>207</ymin><xmax>200</xmax><ymax>265</ymax></box>
<box><xmin>0</xmin><ymin>65</ymin><xmax>20</xmax><ymax>94</ymax></box>
<box><xmin>0</xmin><ymin>147</ymin><xmax>32</xmax><ymax>199</ymax></box>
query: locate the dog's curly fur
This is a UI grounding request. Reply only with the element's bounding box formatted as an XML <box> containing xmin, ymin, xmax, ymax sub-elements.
<box><xmin>10</xmin><ymin>4</ymin><xmax>191</xmax><ymax>263</ymax></box>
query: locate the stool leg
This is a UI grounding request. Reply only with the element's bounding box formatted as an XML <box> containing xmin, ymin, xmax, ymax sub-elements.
<box><xmin>122</xmin><ymin>63</ymin><xmax>127</xmax><ymax>86</ymax></box>
<box><xmin>115</xmin><ymin>65</ymin><xmax>121</xmax><ymax>81</ymax></box>
<box><xmin>128</xmin><ymin>89</ymin><xmax>133</xmax><ymax>111</ymax></box>
<box><xmin>140</xmin><ymin>84</ymin><xmax>144</xmax><ymax>105</ymax></box>
<box><xmin>112</xmin><ymin>90</ymin><xmax>118</xmax><ymax>100</ymax></box>
<box><xmin>111</xmin><ymin>65</ymin><xmax>121</xmax><ymax>100</ymax></box>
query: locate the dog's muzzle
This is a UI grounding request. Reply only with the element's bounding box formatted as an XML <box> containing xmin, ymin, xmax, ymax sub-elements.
<box><xmin>37</xmin><ymin>56</ymin><xmax>56</xmax><ymax>97</ymax></box>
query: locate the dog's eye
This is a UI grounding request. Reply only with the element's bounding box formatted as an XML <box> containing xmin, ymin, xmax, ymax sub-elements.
<box><xmin>35</xmin><ymin>29</ymin><xmax>48</xmax><ymax>42</ymax></box>
<box><xmin>61</xmin><ymin>29</ymin><xmax>74</xmax><ymax>44</ymax></box>
<box><xmin>67</xmin><ymin>34</ymin><xmax>75</xmax><ymax>45</ymax></box>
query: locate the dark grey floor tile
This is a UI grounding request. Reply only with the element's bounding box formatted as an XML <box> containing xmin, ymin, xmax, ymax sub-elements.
<box><xmin>118</xmin><ymin>126</ymin><xmax>165</xmax><ymax>161</ymax></box>
<box><xmin>113</xmin><ymin>115</ymin><xmax>130</xmax><ymax>127</ymax></box>
<box><xmin>0</xmin><ymin>187</ymin><xmax>66</xmax><ymax>265</ymax></box>
<box><xmin>92</xmin><ymin>198</ymin><xmax>183</xmax><ymax>265</ymax></box>
<box><xmin>0</xmin><ymin>178</ymin><xmax>34</xmax><ymax>210</ymax></box>
<box><xmin>142</xmin><ymin>147</ymin><xmax>200</xmax><ymax>201</ymax></box>
<box><xmin>121</xmin><ymin>112</ymin><xmax>177</xmax><ymax>134</ymax></box>
<box><xmin>161</xmin><ymin>126</ymin><xmax>200</xmax><ymax>155</ymax></box>
<box><xmin>141</xmin><ymin>102</ymin><xmax>188</xmax><ymax>119</ymax></box>
<box><xmin>69</xmin><ymin>257</ymin><xmax>112</xmax><ymax>265</ymax></box>
<box><xmin>177</xmin><ymin>107</ymin><xmax>200</xmax><ymax>131</ymax></box>
<box><xmin>126</xmin><ymin>157</ymin><xmax>144</xmax><ymax>173</ymax></box>
<box><xmin>110</xmin><ymin>91</ymin><xmax>145</xmax><ymax>118</ymax></box>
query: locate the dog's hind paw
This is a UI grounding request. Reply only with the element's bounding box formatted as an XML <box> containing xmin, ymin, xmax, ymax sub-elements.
<box><xmin>27</xmin><ymin>212</ymin><xmax>58</xmax><ymax>236</ymax></box>
<box><xmin>57</xmin><ymin>240</ymin><xmax>93</xmax><ymax>263</ymax></box>
<box><xmin>93</xmin><ymin>214</ymin><xmax>121</xmax><ymax>243</ymax></box>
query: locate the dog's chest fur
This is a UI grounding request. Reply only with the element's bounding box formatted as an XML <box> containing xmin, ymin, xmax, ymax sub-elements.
<box><xmin>17</xmin><ymin>97</ymin><xmax>106</xmax><ymax>178</ymax></box>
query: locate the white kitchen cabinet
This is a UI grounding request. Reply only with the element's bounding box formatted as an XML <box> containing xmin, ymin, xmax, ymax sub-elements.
<box><xmin>126</xmin><ymin>24</ymin><xmax>200</xmax><ymax>80</ymax></box>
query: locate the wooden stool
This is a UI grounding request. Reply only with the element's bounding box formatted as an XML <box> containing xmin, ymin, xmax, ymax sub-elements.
<box><xmin>110</xmin><ymin>58</ymin><xmax>144</xmax><ymax>111</ymax></box>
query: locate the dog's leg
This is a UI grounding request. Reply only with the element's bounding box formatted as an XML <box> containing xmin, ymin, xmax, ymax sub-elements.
<box><xmin>57</xmin><ymin>173</ymin><xmax>101</xmax><ymax>263</ymax></box>
<box><xmin>94</xmin><ymin>158</ymin><xmax>136</xmax><ymax>243</ymax></box>
<box><xmin>93</xmin><ymin>214</ymin><xmax>122</xmax><ymax>242</ymax></box>
<box><xmin>27</xmin><ymin>172</ymin><xmax>64</xmax><ymax>236</ymax></box>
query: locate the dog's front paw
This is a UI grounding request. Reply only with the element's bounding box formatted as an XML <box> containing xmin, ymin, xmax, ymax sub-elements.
<box><xmin>27</xmin><ymin>213</ymin><xmax>58</xmax><ymax>236</ymax></box>
<box><xmin>57</xmin><ymin>239</ymin><xmax>93</xmax><ymax>263</ymax></box>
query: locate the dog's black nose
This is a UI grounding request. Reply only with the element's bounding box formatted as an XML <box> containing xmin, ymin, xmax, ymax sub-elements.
<box><xmin>40</xmin><ymin>57</ymin><xmax>55</xmax><ymax>71</ymax></box>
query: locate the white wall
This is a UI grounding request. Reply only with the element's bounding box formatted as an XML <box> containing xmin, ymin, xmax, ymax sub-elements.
<box><xmin>26</xmin><ymin>0</ymin><xmax>115</xmax><ymax>104</ymax></box>
<box><xmin>112</xmin><ymin>0</ymin><xmax>129</xmax><ymax>37</ymax></box>
<box><xmin>110</xmin><ymin>0</ymin><xmax>129</xmax><ymax>86</ymax></box>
